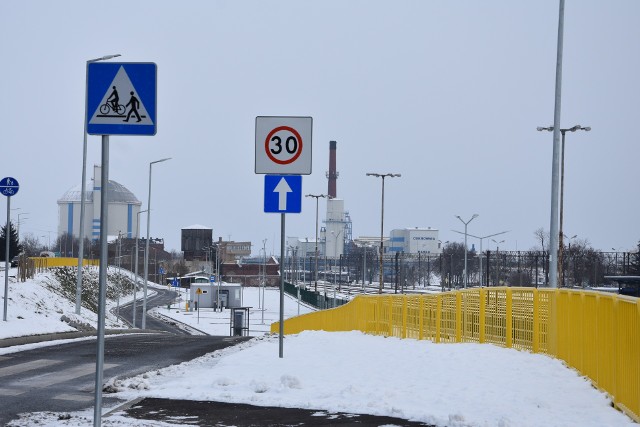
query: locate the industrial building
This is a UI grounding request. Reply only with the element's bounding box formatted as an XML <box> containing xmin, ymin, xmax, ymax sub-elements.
<box><xmin>57</xmin><ymin>165</ymin><xmax>142</xmax><ymax>240</ymax></box>
<box><xmin>388</xmin><ymin>228</ymin><xmax>442</xmax><ymax>254</ymax></box>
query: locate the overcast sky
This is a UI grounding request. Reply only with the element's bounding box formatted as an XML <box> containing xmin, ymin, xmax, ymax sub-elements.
<box><xmin>1</xmin><ymin>1</ymin><xmax>638</xmax><ymax>255</ymax></box>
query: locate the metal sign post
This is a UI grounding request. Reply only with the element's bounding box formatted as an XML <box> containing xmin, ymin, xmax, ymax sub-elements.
<box><xmin>93</xmin><ymin>136</ymin><xmax>109</xmax><ymax>426</ymax></box>
<box><xmin>255</xmin><ymin>116</ymin><xmax>312</xmax><ymax>359</ymax></box>
<box><xmin>87</xmin><ymin>61</ymin><xmax>158</xmax><ymax>427</ymax></box>
<box><xmin>1</xmin><ymin>177</ymin><xmax>19</xmax><ymax>322</ymax></box>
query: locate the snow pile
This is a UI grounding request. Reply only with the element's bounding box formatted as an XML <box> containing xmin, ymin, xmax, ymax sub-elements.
<box><xmin>111</xmin><ymin>331</ymin><xmax>634</xmax><ymax>427</ymax></box>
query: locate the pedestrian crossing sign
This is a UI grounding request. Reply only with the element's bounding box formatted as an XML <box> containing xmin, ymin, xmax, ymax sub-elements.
<box><xmin>87</xmin><ymin>62</ymin><xmax>157</xmax><ymax>136</ymax></box>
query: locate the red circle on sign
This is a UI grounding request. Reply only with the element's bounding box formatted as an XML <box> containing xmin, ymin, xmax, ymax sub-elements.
<box><xmin>265</xmin><ymin>126</ymin><xmax>303</xmax><ymax>165</ymax></box>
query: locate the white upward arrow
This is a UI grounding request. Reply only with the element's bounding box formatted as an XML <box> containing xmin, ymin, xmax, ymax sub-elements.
<box><xmin>274</xmin><ymin>177</ymin><xmax>292</xmax><ymax>210</ymax></box>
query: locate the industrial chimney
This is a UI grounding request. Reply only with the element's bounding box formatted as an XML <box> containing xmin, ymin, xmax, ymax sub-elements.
<box><xmin>326</xmin><ymin>140</ymin><xmax>338</xmax><ymax>198</ymax></box>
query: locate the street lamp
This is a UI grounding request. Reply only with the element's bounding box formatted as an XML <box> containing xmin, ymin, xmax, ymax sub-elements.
<box><xmin>76</xmin><ymin>53</ymin><xmax>122</xmax><ymax>315</ymax></box>
<box><xmin>455</xmin><ymin>214</ymin><xmax>478</xmax><ymax>288</ymax></box>
<box><xmin>16</xmin><ymin>212</ymin><xmax>29</xmax><ymax>239</ymax></box>
<box><xmin>133</xmin><ymin>209</ymin><xmax>147</xmax><ymax>328</ymax></box>
<box><xmin>451</xmin><ymin>229</ymin><xmax>508</xmax><ymax>287</ymax></box>
<box><xmin>331</xmin><ymin>229</ymin><xmax>343</xmax><ymax>289</ymax></box>
<box><xmin>537</xmin><ymin>125</ymin><xmax>590</xmax><ymax>287</ymax></box>
<box><xmin>142</xmin><ymin>157</ymin><xmax>171</xmax><ymax>329</ymax></box>
<box><xmin>366</xmin><ymin>172</ymin><xmax>401</xmax><ymax>293</ymax></box>
<box><xmin>491</xmin><ymin>239</ymin><xmax>505</xmax><ymax>286</ymax></box>
<box><xmin>562</xmin><ymin>233</ymin><xmax>577</xmax><ymax>287</ymax></box>
<box><xmin>305</xmin><ymin>193</ymin><xmax>326</xmax><ymax>292</ymax></box>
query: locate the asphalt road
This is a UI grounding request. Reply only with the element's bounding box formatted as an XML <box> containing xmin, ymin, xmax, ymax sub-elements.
<box><xmin>0</xmin><ymin>333</ymin><xmax>249</xmax><ymax>425</ymax></box>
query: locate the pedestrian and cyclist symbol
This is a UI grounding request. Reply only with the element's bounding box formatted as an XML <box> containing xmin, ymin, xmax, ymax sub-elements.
<box><xmin>99</xmin><ymin>87</ymin><xmax>143</xmax><ymax>122</ymax></box>
<box><xmin>87</xmin><ymin>62</ymin><xmax>156</xmax><ymax>135</ymax></box>
<box><xmin>0</xmin><ymin>177</ymin><xmax>19</xmax><ymax>197</ymax></box>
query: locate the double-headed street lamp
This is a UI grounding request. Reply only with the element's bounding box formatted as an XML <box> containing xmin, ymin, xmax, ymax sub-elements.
<box><xmin>452</xmin><ymin>229</ymin><xmax>508</xmax><ymax>287</ymax></box>
<box><xmin>455</xmin><ymin>214</ymin><xmax>478</xmax><ymax>288</ymax></box>
<box><xmin>537</xmin><ymin>125</ymin><xmax>590</xmax><ymax>287</ymax></box>
<box><xmin>76</xmin><ymin>53</ymin><xmax>122</xmax><ymax>315</ymax></box>
<box><xmin>305</xmin><ymin>193</ymin><xmax>326</xmax><ymax>292</ymax></box>
<box><xmin>142</xmin><ymin>157</ymin><xmax>171</xmax><ymax>329</ymax></box>
<box><xmin>366</xmin><ymin>173</ymin><xmax>401</xmax><ymax>293</ymax></box>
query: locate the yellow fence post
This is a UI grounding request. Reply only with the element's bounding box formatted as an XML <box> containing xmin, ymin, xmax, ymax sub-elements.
<box><xmin>418</xmin><ymin>296</ymin><xmax>424</xmax><ymax>341</ymax></box>
<box><xmin>532</xmin><ymin>288</ymin><xmax>539</xmax><ymax>353</ymax></box>
<box><xmin>506</xmin><ymin>287</ymin><xmax>513</xmax><ymax>348</ymax></box>
<box><xmin>402</xmin><ymin>295</ymin><xmax>408</xmax><ymax>339</ymax></box>
<box><xmin>479</xmin><ymin>288</ymin><xmax>486</xmax><ymax>344</ymax></box>
<box><xmin>435</xmin><ymin>294</ymin><xmax>442</xmax><ymax>343</ymax></box>
<box><xmin>456</xmin><ymin>291</ymin><xmax>462</xmax><ymax>343</ymax></box>
<box><xmin>389</xmin><ymin>297</ymin><xmax>394</xmax><ymax>337</ymax></box>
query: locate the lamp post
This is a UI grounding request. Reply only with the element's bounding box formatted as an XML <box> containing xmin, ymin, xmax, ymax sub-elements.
<box><xmin>305</xmin><ymin>193</ymin><xmax>326</xmax><ymax>292</ymax></box>
<box><xmin>562</xmin><ymin>233</ymin><xmax>577</xmax><ymax>287</ymax></box>
<box><xmin>331</xmin><ymin>229</ymin><xmax>342</xmax><ymax>291</ymax></box>
<box><xmin>142</xmin><ymin>157</ymin><xmax>171</xmax><ymax>329</ymax></box>
<box><xmin>76</xmin><ymin>53</ymin><xmax>121</xmax><ymax>315</ymax></box>
<box><xmin>16</xmin><ymin>212</ymin><xmax>29</xmax><ymax>239</ymax></box>
<box><xmin>366</xmin><ymin>173</ymin><xmax>401</xmax><ymax>293</ymax></box>
<box><xmin>133</xmin><ymin>209</ymin><xmax>147</xmax><ymax>328</ymax></box>
<box><xmin>452</xmin><ymin>229</ymin><xmax>508</xmax><ymax>287</ymax></box>
<box><xmin>537</xmin><ymin>125</ymin><xmax>590</xmax><ymax>287</ymax></box>
<box><xmin>491</xmin><ymin>239</ymin><xmax>505</xmax><ymax>286</ymax></box>
<box><xmin>455</xmin><ymin>214</ymin><xmax>478</xmax><ymax>288</ymax></box>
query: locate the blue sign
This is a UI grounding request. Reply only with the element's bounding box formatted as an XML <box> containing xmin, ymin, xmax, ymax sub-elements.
<box><xmin>0</xmin><ymin>177</ymin><xmax>19</xmax><ymax>197</ymax></box>
<box><xmin>159</xmin><ymin>267</ymin><xmax>165</xmax><ymax>274</ymax></box>
<box><xmin>171</xmin><ymin>278</ymin><xmax>179</xmax><ymax>287</ymax></box>
<box><xmin>87</xmin><ymin>62</ymin><xmax>157</xmax><ymax>136</ymax></box>
<box><xmin>210</xmin><ymin>275</ymin><xmax>216</xmax><ymax>283</ymax></box>
<box><xmin>264</xmin><ymin>175</ymin><xmax>302</xmax><ymax>213</ymax></box>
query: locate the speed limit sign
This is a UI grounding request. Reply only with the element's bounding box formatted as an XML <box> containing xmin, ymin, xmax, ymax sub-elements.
<box><xmin>255</xmin><ymin>116</ymin><xmax>312</xmax><ymax>175</ymax></box>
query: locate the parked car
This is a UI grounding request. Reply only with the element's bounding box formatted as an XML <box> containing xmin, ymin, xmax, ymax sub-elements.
<box><xmin>605</xmin><ymin>276</ymin><xmax>640</xmax><ymax>297</ymax></box>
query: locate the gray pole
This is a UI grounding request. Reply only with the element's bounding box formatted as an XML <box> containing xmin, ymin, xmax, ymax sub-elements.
<box><xmin>455</xmin><ymin>214</ymin><xmax>478</xmax><ymax>288</ymax></box>
<box><xmin>142</xmin><ymin>158</ymin><xmax>170</xmax><ymax>329</ymax></box>
<box><xmin>549</xmin><ymin>0</ymin><xmax>566</xmax><ymax>288</ymax></box>
<box><xmin>305</xmin><ymin>194</ymin><xmax>326</xmax><ymax>293</ymax></box>
<box><xmin>279</xmin><ymin>213</ymin><xmax>285</xmax><ymax>358</ymax></box>
<box><xmin>3</xmin><ymin>196</ymin><xmax>11</xmax><ymax>322</ymax></box>
<box><xmin>93</xmin><ymin>135</ymin><xmax>109</xmax><ymax>427</ymax></box>
<box><xmin>366</xmin><ymin>173</ymin><xmax>400</xmax><ymax>293</ymax></box>
<box><xmin>379</xmin><ymin>176</ymin><xmax>385</xmax><ymax>293</ymax></box>
<box><xmin>77</xmin><ymin>54</ymin><xmax>121</xmax><ymax>315</ymax></box>
<box><xmin>463</xmin><ymin>223</ymin><xmax>468</xmax><ymax>288</ymax></box>
<box><xmin>133</xmin><ymin>209</ymin><xmax>147</xmax><ymax>328</ymax></box>
<box><xmin>558</xmin><ymin>129</ymin><xmax>566</xmax><ymax>287</ymax></box>
<box><xmin>142</xmin><ymin>164</ymin><xmax>152</xmax><ymax>329</ymax></box>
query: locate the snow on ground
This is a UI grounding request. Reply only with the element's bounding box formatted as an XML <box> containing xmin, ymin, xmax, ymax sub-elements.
<box><xmin>1</xmin><ymin>271</ymin><xmax>636</xmax><ymax>426</ymax></box>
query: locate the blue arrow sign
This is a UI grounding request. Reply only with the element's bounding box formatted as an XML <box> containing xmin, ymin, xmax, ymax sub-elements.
<box><xmin>264</xmin><ymin>175</ymin><xmax>302</xmax><ymax>213</ymax></box>
<box><xmin>0</xmin><ymin>177</ymin><xmax>19</xmax><ymax>197</ymax></box>
<box><xmin>87</xmin><ymin>62</ymin><xmax>157</xmax><ymax>136</ymax></box>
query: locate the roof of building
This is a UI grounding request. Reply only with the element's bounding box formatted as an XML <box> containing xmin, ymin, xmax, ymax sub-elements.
<box><xmin>57</xmin><ymin>180</ymin><xmax>141</xmax><ymax>204</ymax></box>
<box><xmin>182</xmin><ymin>224</ymin><xmax>212</xmax><ymax>230</ymax></box>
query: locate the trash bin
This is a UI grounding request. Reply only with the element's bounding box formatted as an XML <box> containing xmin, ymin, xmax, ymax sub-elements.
<box><xmin>233</xmin><ymin>310</ymin><xmax>244</xmax><ymax>336</ymax></box>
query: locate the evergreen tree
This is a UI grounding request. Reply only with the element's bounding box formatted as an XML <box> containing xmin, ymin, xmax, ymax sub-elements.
<box><xmin>0</xmin><ymin>221</ymin><xmax>22</xmax><ymax>261</ymax></box>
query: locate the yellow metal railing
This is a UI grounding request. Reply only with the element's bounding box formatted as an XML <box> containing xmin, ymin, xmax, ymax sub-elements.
<box><xmin>272</xmin><ymin>287</ymin><xmax>640</xmax><ymax>422</ymax></box>
<box><xmin>30</xmin><ymin>257</ymin><xmax>99</xmax><ymax>269</ymax></box>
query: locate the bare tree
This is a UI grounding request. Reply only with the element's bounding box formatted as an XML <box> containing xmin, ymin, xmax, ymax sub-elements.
<box><xmin>534</xmin><ymin>228</ymin><xmax>549</xmax><ymax>252</ymax></box>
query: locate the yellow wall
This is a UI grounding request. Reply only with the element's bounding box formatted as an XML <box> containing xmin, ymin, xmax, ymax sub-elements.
<box><xmin>272</xmin><ymin>287</ymin><xmax>640</xmax><ymax>422</ymax></box>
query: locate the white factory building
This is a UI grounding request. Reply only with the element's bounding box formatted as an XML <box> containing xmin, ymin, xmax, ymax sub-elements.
<box><xmin>57</xmin><ymin>165</ymin><xmax>143</xmax><ymax>240</ymax></box>
<box><xmin>387</xmin><ymin>228</ymin><xmax>442</xmax><ymax>254</ymax></box>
